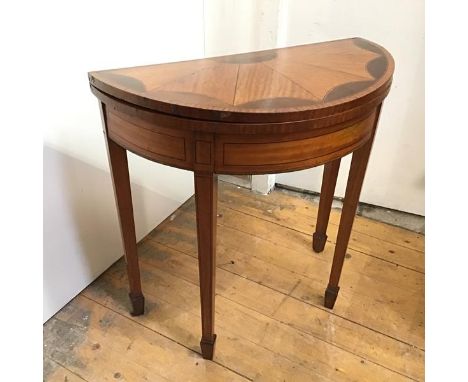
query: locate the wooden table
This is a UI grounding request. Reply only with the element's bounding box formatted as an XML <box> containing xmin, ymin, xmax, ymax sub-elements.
<box><xmin>89</xmin><ymin>37</ymin><xmax>394</xmax><ymax>360</ymax></box>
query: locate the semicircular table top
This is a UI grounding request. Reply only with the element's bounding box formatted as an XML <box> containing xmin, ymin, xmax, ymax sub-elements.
<box><xmin>89</xmin><ymin>38</ymin><xmax>394</xmax><ymax>123</ymax></box>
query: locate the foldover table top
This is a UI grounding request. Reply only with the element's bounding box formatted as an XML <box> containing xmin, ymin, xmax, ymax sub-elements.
<box><xmin>89</xmin><ymin>37</ymin><xmax>394</xmax><ymax>361</ymax></box>
<box><xmin>89</xmin><ymin>37</ymin><xmax>394</xmax><ymax>124</ymax></box>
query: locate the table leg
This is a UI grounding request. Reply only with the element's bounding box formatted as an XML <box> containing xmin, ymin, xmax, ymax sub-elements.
<box><xmin>194</xmin><ymin>172</ymin><xmax>218</xmax><ymax>360</ymax></box>
<box><xmin>324</xmin><ymin>137</ymin><xmax>376</xmax><ymax>309</ymax></box>
<box><xmin>105</xmin><ymin>136</ymin><xmax>145</xmax><ymax>316</ymax></box>
<box><xmin>313</xmin><ymin>158</ymin><xmax>341</xmax><ymax>253</ymax></box>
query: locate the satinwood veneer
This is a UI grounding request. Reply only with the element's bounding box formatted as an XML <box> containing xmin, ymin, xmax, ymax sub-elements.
<box><xmin>89</xmin><ymin>37</ymin><xmax>394</xmax><ymax>360</ymax></box>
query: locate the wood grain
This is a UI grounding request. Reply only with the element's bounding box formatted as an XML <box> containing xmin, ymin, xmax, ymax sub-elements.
<box><xmin>44</xmin><ymin>295</ymin><xmax>246</xmax><ymax>382</ymax></box>
<box><xmin>148</xmin><ymin>194</ymin><xmax>425</xmax><ymax>350</ymax></box>
<box><xmin>89</xmin><ymin>38</ymin><xmax>394</xmax><ymax>123</ymax></box>
<box><xmin>215</xmin><ymin>113</ymin><xmax>373</xmax><ymax>174</ymax></box>
<box><xmin>92</xmin><ymin>84</ymin><xmax>389</xmax><ymax>134</ymax></box>
<box><xmin>107</xmin><ymin>110</ymin><xmax>190</xmax><ymax>168</ymax></box>
<box><xmin>217</xmin><ymin>182</ymin><xmax>424</xmax><ymax>267</ymax></box>
<box><xmin>99</xmin><ymin>87</ymin><xmax>379</xmax><ymax>175</ymax></box>
<box><xmin>44</xmin><ymin>182</ymin><xmax>424</xmax><ymax>381</ymax></box>
<box><xmin>313</xmin><ymin>158</ymin><xmax>341</xmax><ymax>252</ymax></box>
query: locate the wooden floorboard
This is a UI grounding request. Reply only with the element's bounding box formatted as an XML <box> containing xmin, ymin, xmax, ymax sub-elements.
<box><xmin>218</xmin><ymin>182</ymin><xmax>424</xmax><ymax>271</ymax></box>
<box><xmin>44</xmin><ymin>357</ymin><xmax>88</xmax><ymax>382</ymax></box>
<box><xmin>44</xmin><ymin>181</ymin><xmax>425</xmax><ymax>381</ymax></box>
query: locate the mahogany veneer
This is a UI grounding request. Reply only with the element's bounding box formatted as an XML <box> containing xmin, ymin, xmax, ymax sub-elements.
<box><xmin>89</xmin><ymin>37</ymin><xmax>394</xmax><ymax>360</ymax></box>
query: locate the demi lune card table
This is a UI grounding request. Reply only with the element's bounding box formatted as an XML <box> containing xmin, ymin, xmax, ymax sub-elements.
<box><xmin>88</xmin><ymin>37</ymin><xmax>394</xmax><ymax>360</ymax></box>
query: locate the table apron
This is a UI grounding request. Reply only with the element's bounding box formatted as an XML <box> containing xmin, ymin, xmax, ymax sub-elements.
<box><xmin>105</xmin><ymin>106</ymin><xmax>377</xmax><ymax>175</ymax></box>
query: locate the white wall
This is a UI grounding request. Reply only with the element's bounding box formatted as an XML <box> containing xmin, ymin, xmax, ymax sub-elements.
<box><xmin>274</xmin><ymin>0</ymin><xmax>425</xmax><ymax>215</ymax></box>
<box><xmin>43</xmin><ymin>0</ymin><xmax>204</xmax><ymax>322</ymax></box>
<box><xmin>204</xmin><ymin>0</ymin><xmax>281</xmax><ymax>56</ymax></box>
<box><xmin>204</xmin><ymin>0</ymin><xmax>425</xmax><ymax>215</ymax></box>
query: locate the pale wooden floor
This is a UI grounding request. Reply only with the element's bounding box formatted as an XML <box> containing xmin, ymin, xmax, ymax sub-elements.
<box><xmin>44</xmin><ymin>182</ymin><xmax>425</xmax><ymax>382</ymax></box>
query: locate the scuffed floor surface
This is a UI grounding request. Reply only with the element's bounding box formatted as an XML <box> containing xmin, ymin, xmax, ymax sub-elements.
<box><xmin>44</xmin><ymin>181</ymin><xmax>424</xmax><ymax>381</ymax></box>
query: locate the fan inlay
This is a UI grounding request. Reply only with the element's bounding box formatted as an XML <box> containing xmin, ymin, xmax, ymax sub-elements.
<box><xmin>89</xmin><ymin>38</ymin><xmax>393</xmax><ymax>122</ymax></box>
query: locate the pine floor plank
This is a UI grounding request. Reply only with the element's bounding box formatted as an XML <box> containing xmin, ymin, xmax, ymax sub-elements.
<box><xmin>44</xmin><ymin>181</ymin><xmax>424</xmax><ymax>381</ymax></box>
<box><xmin>44</xmin><ymin>295</ymin><xmax>248</xmax><ymax>382</ymax></box>
<box><xmin>148</xmin><ymin>199</ymin><xmax>424</xmax><ymax>349</ymax></box>
<box><xmin>137</xmin><ymin>238</ymin><xmax>423</xmax><ymax>380</ymax></box>
<box><xmin>83</xmin><ymin>264</ymin><xmax>337</xmax><ymax>381</ymax></box>
<box><xmin>221</xmin><ymin>182</ymin><xmax>424</xmax><ymax>252</ymax></box>
<box><xmin>44</xmin><ymin>357</ymin><xmax>87</xmax><ymax>382</ymax></box>
<box><xmin>219</xmin><ymin>182</ymin><xmax>424</xmax><ymax>270</ymax></box>
<box><xmin>83</xmin><ymin>258</ymin><xmax>414</xmax><ymax>381</ymax></box>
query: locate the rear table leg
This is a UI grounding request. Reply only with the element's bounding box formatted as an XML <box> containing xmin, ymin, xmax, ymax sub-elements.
<box><xmin>313</xmin><ymin>158</ymin><xmax>341</xmax><ymax>253</ymax></box>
